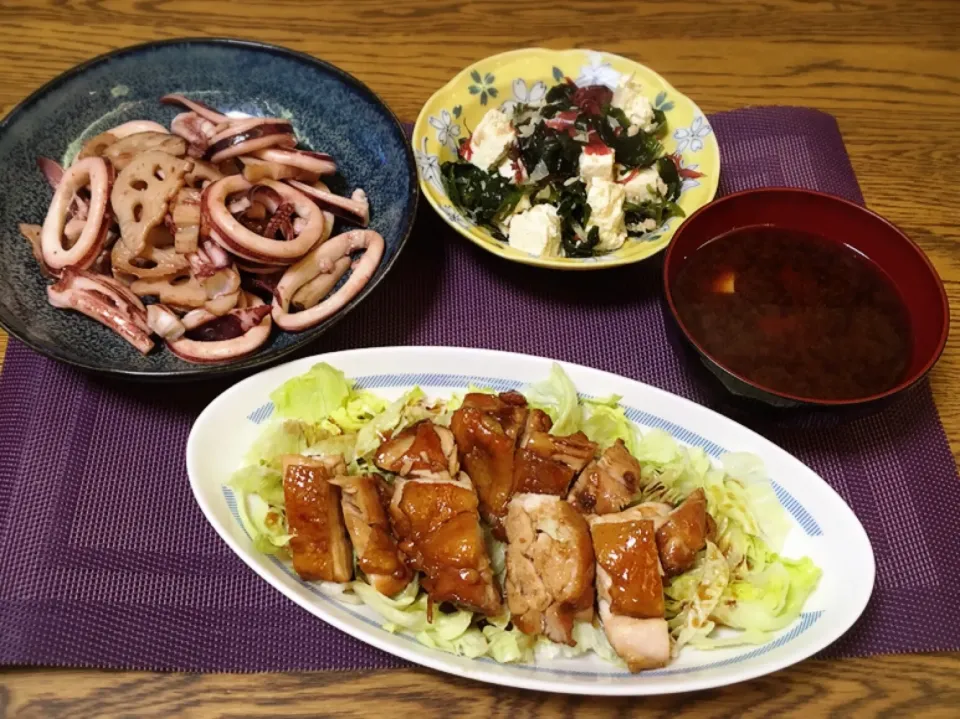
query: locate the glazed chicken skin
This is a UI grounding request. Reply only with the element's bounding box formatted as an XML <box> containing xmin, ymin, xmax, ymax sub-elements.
<box><xmin>589</xmin><ymin>509</ymin><xmax>670</xmax><ymax>671</ymax></box>
<box><xmin>450</xmin><ymin>391</ymin><xmax>529</xmax><ymax>530</ymax></box>
<box><xmin>656</xmin><ymin>488</ymin><xmax>710</xmax><ymax>577</ymax></box>
<box><xmin>567</xmin><ymin>439</ymin><xmax>642</xmax><ymax>515</ymax></box>
<box><xmin>374</xmin><ymin>420</ymin><xmax>458</xmax><ymax>477</ymax></box>
<box><xmin>282</xmin><ymin>454</ymin><xmax>353</xmax><ymax>583</ymax></box>
<box><xmin>330</xmin><ymin>474</ymin><xmax>412</xmax><ymax>596</ymax></box>
<box><xmin>504</xmin><ymin>494</ymin><xmax>595</xmax><ymax>645</ymax></box>
<box><xmin>513</xmin><ymin>410</ymin><xmax>597</xmax><ymax>497</ymax></box>
<box><xmin>389</xmin><ymin>474</ymin><xmax>502</xmax><ymax>616</ymax></box>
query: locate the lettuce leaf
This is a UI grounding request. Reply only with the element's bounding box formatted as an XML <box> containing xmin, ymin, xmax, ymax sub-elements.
<box><xmin>352</xmin><ymin>576</ymin><xmax>534</xmax><ymax>662</ymax></box>
<box><xmin>352</xmin><ymin>577</ymin><xmax>425</xmax><ymax>628</ymax></box>
<box><xmin>228</xmin><ymin>465</ymin><xmax>291</xmax><ymax>555</ymax></box>
<box><xmin>244</xmin><ymin>419</ymin><xmax>334</xmax><ymax>470</ymax></box>
<box><xmin>233</xmin><ymin>491</ymin><xmax>291</xmax><ymax>556</ymax></box>
<box><xmin>328</xmin><ymin>391</ymin><xmax>390</xmax><ymax>433</ymax></box>
<box><xmin>687</xmin><ymin>629</ymin><xmax>772</xmax><ymax>649</ymax></box>
<box><xmin>229</xmin><ymin>464</ymin><xmax>284</xmax><ymax>506</ymax></box>
<box><xmin>354</xmin><ymin>387</ymin><xmax>428</xmax><ymax>459</ymax></box>
<box><xmin>417</xmin><ymin>625</ymin><xmax>490</xmax><ymax>658</ymax></box>
<box><xmin>524</xmin><ymin>363</ymin><xmax>581</xmax><ymax>435</ymax></box>
<box><xmin>533</xmin><ymin>621</ymin><xmax>623</xmax><ymax>666</ymax></box>
<box><xmin>711</xmin><ymin>555</ymin><xmax>821</xmax><ymax>632</ymax></box>
<box><xmin>580</xmin><ymin>395</ymin><xmax>639</xmax><ymax>453</ymax></box>
<box><xmin>483</xmin><ymin>624</ymin><xmax>535</xmax><ymax>663</ymax></box>
<box><xmin>268</xmin><ymin>362</ymin><xmax>392</xmax><ymax>442</ymax></box>
<box><xmin>721</xmin><ymin>452</ymin><xmax>792</xmax><ymax>554</ymax></box>
<box><xmin>270</xmin><ymin>363</ymin><xmax>353</xmax><ymax>424</ymax></box>
<box><xmin>634</xmin><ymin>427</ymin><xmax>683</xmax><ymax>466</ymax></box>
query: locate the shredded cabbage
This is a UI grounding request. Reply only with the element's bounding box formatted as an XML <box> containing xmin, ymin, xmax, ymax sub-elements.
<box><xmin>304</xmin><ymin>434</ymin><xmax>358</xmax><ymax>464</ymax></box>
<box><xmin>665</xmin><ymin>541</ymin><xmax>729</xmax><ymax>653</ymax></box>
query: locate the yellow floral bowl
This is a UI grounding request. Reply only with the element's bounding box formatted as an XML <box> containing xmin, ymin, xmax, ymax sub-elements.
<box><xmin>413</xmin><ymin>48</ymin><xmax>721</xmax><ymax>270</ymax></box>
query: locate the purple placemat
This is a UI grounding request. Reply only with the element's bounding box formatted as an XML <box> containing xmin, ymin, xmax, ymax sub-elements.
<box><xmin>2</xmin><ymin>107</ymin><xmax>959</xmax><ymax>672</ymax></box>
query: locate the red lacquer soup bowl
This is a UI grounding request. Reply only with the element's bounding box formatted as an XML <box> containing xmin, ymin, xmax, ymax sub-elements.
<box><xmin>662</xmin><ymin>188</ymin><xmax>949</xmax><ymax>409</ymax></box>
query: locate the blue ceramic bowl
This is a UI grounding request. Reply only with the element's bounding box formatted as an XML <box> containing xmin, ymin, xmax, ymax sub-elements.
<box><xmin>0</xmin><ymin>38</ymin><xmax>417</xmax><ymax>380</ymax></box>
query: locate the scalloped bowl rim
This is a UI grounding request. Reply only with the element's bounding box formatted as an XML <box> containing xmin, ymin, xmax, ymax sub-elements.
<box><xmin>414</xmin><ymin>47</ymin><xmax>720</xmax><ymax>271</ymax></box>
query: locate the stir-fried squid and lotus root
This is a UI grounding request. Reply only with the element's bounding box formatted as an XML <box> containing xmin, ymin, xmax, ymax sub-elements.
<box><xmin>230</xmin><ymin>363</ymin><xmax>821</xmax><ymax>671</ymax></box>
<box><xmin>20</xmin><ymin>94</ymin><xmax>383</xmax><ymax>364</ymax></box>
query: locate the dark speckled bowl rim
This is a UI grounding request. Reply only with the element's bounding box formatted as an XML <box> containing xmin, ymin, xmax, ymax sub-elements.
<box><xmin>0</xmin><ymin>37</ymin><xmax>419</xmax><ymax>382</ymax></box>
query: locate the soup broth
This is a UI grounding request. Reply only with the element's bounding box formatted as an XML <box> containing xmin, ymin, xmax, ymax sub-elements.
<box><xmin>672</xmin><ymin>226</ymin><xmax>912</xmax><ymax>401</ymax></box>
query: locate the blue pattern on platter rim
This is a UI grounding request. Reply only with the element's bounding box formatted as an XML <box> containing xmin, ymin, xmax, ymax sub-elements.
<box><xmin>415</xmin><ymin>51</ymin><xmax>713</xmax><ymax>247</ymax></box>
<box><xmin>228</xmin><ymin>370</ymin><xmax>825</xmax><ymax>678</ymax></box>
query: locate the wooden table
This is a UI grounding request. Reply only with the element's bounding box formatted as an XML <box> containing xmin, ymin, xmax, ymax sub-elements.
<box><xmin>2</xmin><ymin>0</ymin><xmax>960</xmax><ymax>716</ymax></box>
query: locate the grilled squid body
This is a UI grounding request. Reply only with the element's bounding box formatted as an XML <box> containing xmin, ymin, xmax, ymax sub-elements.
<box><xmin>28</xmin><ymin>93</ymin><xmax>384</xmax><ymax>364</ymax></box>
<box><xmin>40</xmin><ymin>157</ymin><xmax>113</xmax><ymax>273</ymax></box>
<box><xmin>47</xmin><ymin>268</ymin><xmax>153</xmax><ymax>353</ymax></box>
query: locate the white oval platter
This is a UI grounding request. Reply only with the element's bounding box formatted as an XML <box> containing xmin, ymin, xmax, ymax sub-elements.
<box><xmin>186</xmin><ymin>346</ymin><xmax>875</xmax><ymax>696</ymax></box>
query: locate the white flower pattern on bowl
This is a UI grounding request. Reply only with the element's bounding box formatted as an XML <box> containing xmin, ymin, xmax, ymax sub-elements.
<box><xmin>440</xmin><ymin>204</ymin><xmax>472</xmax><ymax>230</ymax></box>
<box><xmin>574</xmin><ymin>52</ymin><xmax>622</xmax><ymax>89</ymax></box>
<box><xmin>428</xmin><ymin>109</ymin><xmax>461</xmax><ymax>152</ymax></box>
<box><xmin>500</xmin><ymin>79</ymin><xmax>548</xmax><ymax>114</ymax></box>
<box><xmin>676</xmin><ymin>156</ymin><xmax>703</xmax><ymax>193</ymax></box>
<box><xmin>673</xmin><ymin>115</ymin><xmax>712</xmax><ymax>153</ymax></box>
<box><xmin>414</xmin><ymin>136</ymin><xmax>443</xmax><ymax>191</ymax></box>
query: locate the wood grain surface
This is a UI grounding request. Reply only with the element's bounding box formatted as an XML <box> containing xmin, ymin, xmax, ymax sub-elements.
<box><xmin>1</xmin><ymin>0</ymin><xmax>959</xmax><ymax>716</ymax></box>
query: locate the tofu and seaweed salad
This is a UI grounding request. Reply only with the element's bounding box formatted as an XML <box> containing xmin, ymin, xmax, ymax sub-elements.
<box><xmin>229</xmin><ymin>362</ymin><xmax>821</xmax><ymax>671</ymax></box>
<box><xmin>440</xmin><ymin>74</ymin><xmax>685</xmax><ymax>258</ymax></box>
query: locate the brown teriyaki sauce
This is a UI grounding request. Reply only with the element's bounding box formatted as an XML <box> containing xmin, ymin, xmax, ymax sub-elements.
<box><xmin>672</xmin><ymin>226</ymin><xmax>912</xmax><ymax>401</ymax></box>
